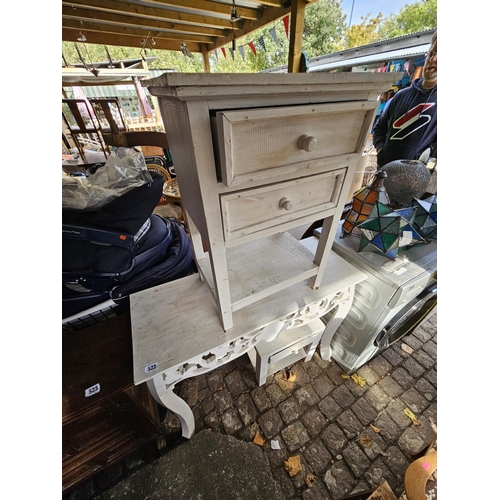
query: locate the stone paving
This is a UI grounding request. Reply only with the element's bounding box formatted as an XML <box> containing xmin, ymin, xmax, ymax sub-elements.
<box><xmin>163</xmin><ymin>312</ymin><xmax>438</xmax><ymax>499</ymax></box>
<box><xmin>66</xmin><ymin>312</ymin><xmax>437</xmax><ymax>500</ymax></box>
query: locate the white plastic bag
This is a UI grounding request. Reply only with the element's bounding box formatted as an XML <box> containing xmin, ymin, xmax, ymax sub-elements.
<box><xmin>62</xmin><ymin>147</ymin><xmax>153</xmax><ymax>210</ymax></box>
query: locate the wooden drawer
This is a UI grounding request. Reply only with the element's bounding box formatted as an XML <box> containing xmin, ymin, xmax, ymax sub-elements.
<box><xmin>221</xmin><ymin>169</ymin><xmax>346</xmax><ymax>242</ymax></box>
<box><xmin>216</xmin><ymin>101</ymin><xmax>376</xmax><ymax>187</ymax></box>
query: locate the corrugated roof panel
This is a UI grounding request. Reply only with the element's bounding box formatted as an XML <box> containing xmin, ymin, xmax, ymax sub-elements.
<box><xmin>309</xmin><ymin>43</ymin><xmax>430</xmax><ymax>72</ymax></box>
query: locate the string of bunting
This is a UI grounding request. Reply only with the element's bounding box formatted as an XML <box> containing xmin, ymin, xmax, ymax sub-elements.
<box><xmin>216</xmin><ymin>15</ymin><xmax>289</xmax><ymax>60</ymax></box>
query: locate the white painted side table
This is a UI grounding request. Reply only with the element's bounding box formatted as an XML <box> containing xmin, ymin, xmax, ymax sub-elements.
<box><xmin>130</xmin><ymin>238</ymin><xmax>366</xmax><ymax>438</ymax></box>
<box><xmin>145</xmin><ymin>72</ymin><xmax>398</xmax><ymax>331</ymax></box>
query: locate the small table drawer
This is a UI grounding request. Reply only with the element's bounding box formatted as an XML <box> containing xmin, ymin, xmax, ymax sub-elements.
<box><xmin>216</xmin><ymin>101</ymin><xmax>376</xmax><ymax>187</ymax></box>
<box><xmin>221</xmin><ymin>169</ymin><xmax>346</xmax><ymax>242</ymax></box>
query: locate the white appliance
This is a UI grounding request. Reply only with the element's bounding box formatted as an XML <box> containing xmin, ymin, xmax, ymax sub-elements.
<box><xmin>317</xmin><ymin>224</ymin><xmax>437</xmax><ymax>374</ymax></box>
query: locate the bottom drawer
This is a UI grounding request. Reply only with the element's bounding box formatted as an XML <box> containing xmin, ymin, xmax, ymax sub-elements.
<box><xmin>221</xmin><ymin>169</ymin><xmax>346</xmax><ymax>242</ymax></box>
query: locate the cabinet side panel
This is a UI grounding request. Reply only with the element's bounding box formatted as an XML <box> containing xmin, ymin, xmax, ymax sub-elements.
<box><xmin>156</xmin><ymin>98</ymin><xmax>209</xmax><ymax>242</ymax></box>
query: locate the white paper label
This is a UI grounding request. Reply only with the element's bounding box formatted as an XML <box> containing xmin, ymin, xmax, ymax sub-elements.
<box><xmin>145</xmin><ymin>362</ymin><xmax>158</xmax><ymax>374</ymax></box>
<box><xmin>393</xmin><ymin>267</ymin><xmax>408</xmax><ymax>275</ymax></box>
<box><xmin>85</xmin><ymin>383</ymin><xmax>100</xmax><ymax>397</ymax></box>
<box><xmin>399</xmin><ymin>230</ymin><xmax>413</xmax><ymax>246</ymax></box>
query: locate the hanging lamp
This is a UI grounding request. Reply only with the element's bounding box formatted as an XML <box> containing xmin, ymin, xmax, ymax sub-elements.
<box><xmin>342</xmin><ymin>170</ymin><xmax>391</xmax><ymax>236</ymax></box>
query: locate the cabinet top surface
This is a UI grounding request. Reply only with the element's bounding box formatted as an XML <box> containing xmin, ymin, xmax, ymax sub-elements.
<box><xmin>144</xmin><ymin>72</ymin><xmax>402</xmax><ymax>86</ymax></box>
<box><xmin>143</xmin><ymin>72</ymin><xmax>403</xmax><ymax>99</ymax></box>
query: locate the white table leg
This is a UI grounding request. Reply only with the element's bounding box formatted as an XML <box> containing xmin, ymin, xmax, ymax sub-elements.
<box><xmin>255</xmin><ymin>349</ymin><xmax>268</xmax><ymax>386</ymax></box>
<box><xmin>305</xmin><ymin>327</ymin><xmax>324</xmax><ymax>362</ymax></box>
<box><xmin>320</xmin><ymin>285</ymin><xmax>355</xmax><ymax>361</ymax></box>
<box><xmin>147</xmin><ymin>375</ymin><xmax>195</xmax><ymax>439</ymax></box>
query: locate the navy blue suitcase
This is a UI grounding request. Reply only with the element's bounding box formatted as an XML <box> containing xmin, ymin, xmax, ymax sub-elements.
<box><xmin>62</xmin><ymin>170</ymin><xmax>194</xmax><ymax>320</ymax></box>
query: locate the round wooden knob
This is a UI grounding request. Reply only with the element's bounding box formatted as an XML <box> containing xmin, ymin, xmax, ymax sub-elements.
<box><xmin>279</xmin><ymin>197</ymin><xmax>293</xmax><ymax>210</ymax></box>
<box><xmin>297</xmin><ymin>134</ymin><xmax>317</xmax><ymax>152</ymax></box>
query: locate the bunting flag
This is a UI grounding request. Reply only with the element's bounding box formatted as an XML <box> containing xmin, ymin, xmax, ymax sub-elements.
<box><xmin>269</xmin><ymin>27</ymin><xmax>279</xmax><ymax>47</ymax></box>
<box><xmin>214</xmin><ymin>49</ymin><xmax>218</xmax><ymax>60</ymax></box>
<box><xmin>283</xmin><ymin>15</ymin><xmax>289</xmax><ymax>38</ymax></box>
<box><xmin>217</xmin><ymin>19</ymin><xmax>285</xmax><ymax>61</ymax></box>
<box><xmin>258</xmin><ymin>35</ymin><xmax>267</xmax><ymax>52</ymax></box>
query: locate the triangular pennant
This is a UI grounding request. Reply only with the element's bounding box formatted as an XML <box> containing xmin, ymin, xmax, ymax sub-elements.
<box><xmin>221</xmin><ymin>47</ymin><xmax>226</xmax><ymax>59</ymax></box>
<box><xmin>258</xmin><ymin>35</ymin><xmax>267</xmax><ymax>52</ymax></box>
<box><xmin>270</xmin><ymin>27</ymin><xmax>279</xmax><ymax>46</ymax></box>
<box><xmin>214</xmin><ymin>49</ymin><xmax>218</xmax><ymax>61</ymax></box>
<box><xmin>283</xmin><ymin>15</ymin><xmax>289</xmax><ymax>38</ymax></box>
<box><xmin>248</xmin><ymin>42</ymin><xmax>257</xmax><ymax>56</ymax></box>
<box><xmin>238</xmin><ymin>46</ymin><xmax>245</xmax><ymax>60</ymax></box>
<box><xmin>229</xmin><ymin>48</ymin><xmax>235</xmax><ymax>60</ymax></box>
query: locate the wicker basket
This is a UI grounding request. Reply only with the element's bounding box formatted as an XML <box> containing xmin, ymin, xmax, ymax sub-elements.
<box><xmin>347</xmin><ymin>153</ymin><xmax>377</xmax><ymax>201</ymax></box>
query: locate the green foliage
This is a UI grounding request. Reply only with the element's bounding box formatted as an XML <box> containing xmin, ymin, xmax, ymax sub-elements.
<box><xmin>378</xmin><ymin>0</ymin><xmax>437</xmax><ymax>40</ymax></box>
<box><xmin>209</xmin><ymin>0</ymin><xmax>346</xmax><ymax>72</ymax></box>
<box><xmin>344</xmin><ymin>13</ymin><xmax>383</xmax><ymax>48</ymax></box>
<box><xmin>210</xmin><ymin>24</ymin><xmax>288</xmax><ymax>73</ymax></box>
<box><xmin>302</xmin><ymin>0</ymin><xmax>347</xmax><ymax>57</ymax></box>
<box><xmin>62</xmin><ymin>42</ymin><xmax>205</xmax><ymax>72</ymax></box>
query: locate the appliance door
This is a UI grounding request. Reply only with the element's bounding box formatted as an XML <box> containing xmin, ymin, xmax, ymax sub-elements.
<box><xmin>374</xmin><ymin>281</ymin><xmax>437</xmax><ymax>349</ymax></box>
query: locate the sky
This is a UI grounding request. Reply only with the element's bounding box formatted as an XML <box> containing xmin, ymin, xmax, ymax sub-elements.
<box><xmin>341</xmin><ymin>0</ymin><xmax>416</xmax><ymax>25</ymax></box>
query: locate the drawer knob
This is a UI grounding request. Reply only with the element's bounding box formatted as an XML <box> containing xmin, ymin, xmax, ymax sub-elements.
<box><xmin>279</xmin><ymin>197</ymin><xmax>293</xmax><ymax>210</ymax></box>
<box><xmin>297</xmin><ymin>134</ymin><xmax>317</xmax><ymax>152</ymax></box>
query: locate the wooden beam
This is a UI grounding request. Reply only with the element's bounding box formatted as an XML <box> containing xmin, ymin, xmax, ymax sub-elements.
<box><xmin>62</xmin><ymin>6</ymin><xmax>229</xmax><ymax>38</ymax></box>
<box><xmin>62</xmin><ymin>28</ymin><xmax>206</xmax><ymax>52</ymax></box>
<box><xmin>62</xmin><ymin>0</ymin><xmax>260</xmax><ymax>22</ymax></box>
<box><xmin>63</xmin><ymin>21</ymin><xmax>216</xmax><ymax>45</ymax></box>
<box><xmin>202</xmin><ymin>44</ymin><xmax>210</xmax><ymax>73</ymax></box>
<box><xmin>287</xmin><ymin>0</ymin><xmax>306</xmax><ymax>73</ymax></box>
<box><xmin>62</xmin><ymin>0</ymin><xmax>239</xmax><ymax>29</ymax></box>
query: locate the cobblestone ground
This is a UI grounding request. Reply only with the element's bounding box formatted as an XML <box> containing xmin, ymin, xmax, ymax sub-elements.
<box><xmin>163</xmin><ymin>312</ymin><xmax>437</xmax><ymax>499</ymax></box>
<box><xmin>66</xmin><ymin>313</ymin><xmax>437</xmax><ymax>500</ymax></box>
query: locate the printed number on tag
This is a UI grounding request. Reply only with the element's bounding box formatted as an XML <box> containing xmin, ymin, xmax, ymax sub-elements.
<box><xmin>85</xmin><ymin>383</ymin><xmax>100</xmax><ymax>397</ymax></box>
<box><xmin>145</xmin><ymin>362</ymin><xmax>158</xmax><ymax>374</ymax></box>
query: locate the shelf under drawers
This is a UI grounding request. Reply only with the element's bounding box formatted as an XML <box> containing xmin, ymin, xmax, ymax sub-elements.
<box><xmin>196</xmin><ymin>231</ymin><xmax>319</xmax><ymax>311</ymax></box>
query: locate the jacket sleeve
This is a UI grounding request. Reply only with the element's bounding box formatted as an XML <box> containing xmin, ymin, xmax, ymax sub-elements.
<box><xmin>372</xmin><ymin>105</ymin><xmax>390</xmax><ymax>151</ymax></box>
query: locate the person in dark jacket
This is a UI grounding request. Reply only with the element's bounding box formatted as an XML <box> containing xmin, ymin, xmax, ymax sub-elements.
<box><xmin>372</xmin><ymin>31</ymin><xmax>437</xmax><ymax>168</ymax></box>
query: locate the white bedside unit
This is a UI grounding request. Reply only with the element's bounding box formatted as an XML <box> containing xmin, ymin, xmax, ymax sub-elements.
<box><xmin>145</xmin><ymin>72</ymin><xmax>401</xmax><ymax>331</ymax></box>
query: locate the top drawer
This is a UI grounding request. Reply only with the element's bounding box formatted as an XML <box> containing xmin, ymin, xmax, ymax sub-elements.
<box><xmin>216</xmin><ymin>101</ymin><xmax>376</xmax><ymax>187</ymax></box>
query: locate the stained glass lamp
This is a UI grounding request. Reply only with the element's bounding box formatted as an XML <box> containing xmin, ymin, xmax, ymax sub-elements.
<box><xmin>342</xmin><ymin>170</ymin><xmax>391</xmax><ymax>236</ymax></box>
<box><xmin>357</xmin><ymin>202</ymin><xmax>427</xmax><ymax>259</ymax></box>
<box><xmin>411</xmin><ymin>194</ymin><xmax>437</xmax><ymax>241</ymax></box>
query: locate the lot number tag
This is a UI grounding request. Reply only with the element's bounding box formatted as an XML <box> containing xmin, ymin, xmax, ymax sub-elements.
<box><xmin>145</xmin><ymin>362</ymin><xmax>158</xmax><ymax>374</ymax></box>
<box><xmin>85</xmin><ymin>383</ymin><xmax>101</xmax><ymax>397</ymax></box>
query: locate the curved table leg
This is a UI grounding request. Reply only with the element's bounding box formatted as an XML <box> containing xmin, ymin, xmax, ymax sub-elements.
<box><xmin>147</xmin><ymin>375</ymin><xmax>195</xmax><ymax>439</ymax></box>
<box><xmin>320</xmin><ymin>285</ymin><xmax>355</xmax><ymax>361</ymax></box>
